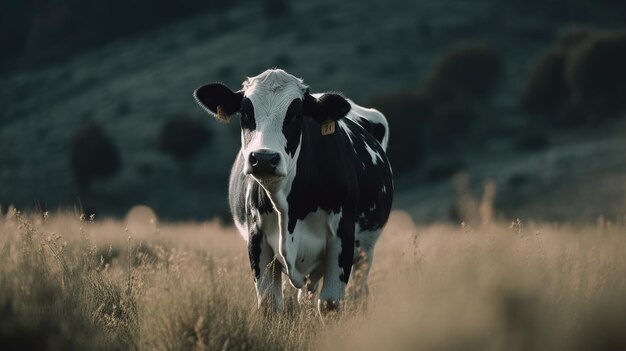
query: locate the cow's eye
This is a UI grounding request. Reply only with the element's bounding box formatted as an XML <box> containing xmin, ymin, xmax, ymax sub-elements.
<box><xmin>239</xmin><ymin>98</ymin><xmax>255</xmax><ymax>129</ymax></box>
<box><xmin>240</xmin><ymin>112</ymin><xmax>249</xmax><ymax>123</ymax></box>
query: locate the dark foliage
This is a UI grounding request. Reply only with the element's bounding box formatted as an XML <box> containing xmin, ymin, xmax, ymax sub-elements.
<box><xmin>369</xmin><ymin>91</ymin><xmax>431</xmax><ymax>173</ymax></box>
<box><xmin>516</xmin><ymin>132</ymin><xmax>550</xmax><ymax>152</ymax></box>
<box><xmin>565</xmin><ymin>30</ymin><xmax>626</xmax><ymax>116</ymax></box>
<box><xmin>423</xmin><ymin>44</ymin><xmax>502</xmax><ymax>101</ymax></box>
<box><xmin>427</xmin><ymin>103</ymin><xmax>475</xmax><ymax>145</ymax></box>
<box><xmin>556</xmin><ymin>27</ymin><xmax>594</xmax><ymax>49</ymax></box>
<box><xmin>0</xmin><ymin>0</ymin><xmax>240</xmax><ymax>71</ymax></box>
<box><xmin>69</xmin><ymin>123</ymin><xmax>121</xmax><ymax>193</ymax></box>
<box><xmin>158</xmin><ymin>117</ymin><xmax>212</xmax><ymax>163</ymax></box>
<box><xmin>264</xmin><ymin>0</ymin><xmax>291</xmax><ymax>18</ymax></box>
<box><xmin>520</xmin><ymin>49</ymin><xmax>570</xmax><ymax>116</ymax></box>
<box><xmin>522</xmin><ymin>28</ymin><xmax>626</xmax><ymax>125</ymax></box>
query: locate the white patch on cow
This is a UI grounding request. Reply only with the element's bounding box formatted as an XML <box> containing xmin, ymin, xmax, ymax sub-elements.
<box><xmin>354</xmin><ymin>224</ymin><xmax>383</xmax><ymax>254</ymax></box>
<box><xmin>337</xmin><ymin>119</ymin><xmax>358</xmax><ymax>155</ymax></box>
<box><xmin>260</xmin><ymin>212</ymin><xmax>280</xmax><ymax>250</ymax></box>
<box><xmin>346</xmin><ymin>101</ymin><xmax>390</xmax><ymax>150</ymax></box>
<box><xmin>338</xmin><ymin>118</ymin><xmax>382</xmax><ymax>168</ymax></box>
<box><xmin>364</xmin><ymin>143</ymin><xmax>382</xmax><ymax>165</ymax></box>
<box><xmin>233</xmin><ymin>185</ymin><xmax>255</xmax><ymax>242</ymax></box>
<box><xmin>240</xmin><ymin>70</ymin><xmax>308</xmax><ymax>178</ymax></box>
<box><xmin>234</xmin><ymin>219</ymin><xmax>248</xmax><ymax>242</ymax></box>
<box><xmin>268</xmin><ymin>207</ymin><xmax>342</xmax><ymax>290</ymax></box>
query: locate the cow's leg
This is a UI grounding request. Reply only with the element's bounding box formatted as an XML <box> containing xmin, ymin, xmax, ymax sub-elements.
<box><xmin>350</xmin><ymin>248</ymin><xmax>374</xmax><ymax>300</ymax></box>
<box><xmin>351</xmin><ymin>229</ymin><xmax>381</xmax><ymax>301</ymax></box>
<box><xmin>249</xmin><ymin>229</ymin><xmax>283</xmax><ymax>313</ymax></box>
<box><xmin>318</xmin><ymin>216</ymin><xmax>355</xmax><ymax>317</ymax></box>
<box><xmin>297</xmin><ymin>266</ymin><xmax>322</xmax><ymax>304</ymax></box>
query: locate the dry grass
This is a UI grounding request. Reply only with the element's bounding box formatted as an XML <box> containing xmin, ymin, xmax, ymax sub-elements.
<box><xmin>1</xmin><ymin>207</ymin><xmax>625</xmax><ymax>350</ymax></box>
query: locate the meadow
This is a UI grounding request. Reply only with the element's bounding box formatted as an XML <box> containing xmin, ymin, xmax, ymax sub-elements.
<box><xmin>1</xmin><ymin>205</ymin><xmax>625</xmax><ymax>351</ymax></box>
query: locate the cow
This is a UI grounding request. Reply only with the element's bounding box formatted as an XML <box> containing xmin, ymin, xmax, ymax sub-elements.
<box><xmin>194</xmin><ymin>69</ymin><xmax>393</xmax><ymax>316</ymax></box>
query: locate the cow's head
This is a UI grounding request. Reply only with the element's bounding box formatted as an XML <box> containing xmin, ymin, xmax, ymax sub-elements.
<box><xmin>194</xmin><ymin>69</ymin><xmax>350</xmax><ymax>191</ymax></box>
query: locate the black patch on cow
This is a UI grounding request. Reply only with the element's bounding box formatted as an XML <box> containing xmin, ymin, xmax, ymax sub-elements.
<box><xmin>248</xmin><ymin>227</ymin><xmax>263</xmax><ymax>279</ymax></box>
<box><xmin>337</xmin><ymin>214</ymin><xmax>355</xmax><ymax>284</ymax></box>
<box><xmin>342</xmin><ymin>118</ymin><xmax>394</xmax><ymax>232</ymax></box>
<box><xmin>249</xmin><ymin>180</ymin><xmax>273</xmax><ymax>215</ymax></box>
<box><xmin>355</xmin><ymin>117</ymin><xmax>386</xmax><ymax>146</ymax></box>
<box><xmin>194</xmin><ymin>83</ymin><xmax>243</xmax><ymax>116</ymax></box>
<box><xmin>303</xmin><ymin>92</ymin><xmax>351</xmax><ymax>124</ymax></box>
<box><xmin>282</xmin><ymin>99</ymin><xmax>304</xmax><ymax>157</ymax></box>
<box><xmin>240</xmin><ymin>97</ymin><xmax>256</xmax><ymax>147</ymax></box>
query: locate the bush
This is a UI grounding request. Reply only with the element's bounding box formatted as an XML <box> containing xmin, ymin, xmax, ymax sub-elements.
<box><xmin>369</xmin><ymin>91</ymin><xmax>431</xmax><ymax>173</ymax></box>
<box><xmin>427</xmin><ymin>103</ymin><xmax>475</xmax><ymax>145</ymax></box>
<box><xmin>423</xmin><ymin>44</ymin><xmax>502</xmax><ymax>101</ymax></box>
<box><xmin>565</xmin><ymin>30</ymin><xmax>626</xmax><ymax>116</ymax></box>
<box><xmin>69</xmin><ymin>123</ymin><xmax>121</xmax><ymax>193</ymax></box>
<box><xmin>520</xmin><ymin>49</ymin><xmax>570</xmax><ymax>116</ymax></box>
<box><xmin>556</xmin><ymin>27</ymin><xmax>593</xmax><ymax>50</ymax></box>
<box><xmin>521</xmin><ymin>28</ymin><xmax>626</xmax><ymax>125</ymax></box>
<box><xmin>158</xmin><ymin>117</ymin><xmax>212</xmax><ymax>163</ymax></box>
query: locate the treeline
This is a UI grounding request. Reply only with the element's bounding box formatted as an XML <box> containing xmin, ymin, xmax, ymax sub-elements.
<box><xmin>370</xmin><ymin>28</ymin><xmax>626</xmax><ymax>177</ymax></box>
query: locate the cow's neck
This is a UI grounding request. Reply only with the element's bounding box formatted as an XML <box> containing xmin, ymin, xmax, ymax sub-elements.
<box><xmin>258</xmin><ymin>146</ymin><xmax>305</xmax><ymax>288</ymax></box>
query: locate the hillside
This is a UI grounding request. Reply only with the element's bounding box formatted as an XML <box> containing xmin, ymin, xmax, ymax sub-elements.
<box><xmin>1</xmin><ymin>0</ymin><xmax>625</xmax><ymax>222</ymax></box>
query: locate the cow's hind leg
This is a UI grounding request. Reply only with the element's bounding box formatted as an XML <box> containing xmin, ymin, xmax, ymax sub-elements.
<box><xmin>350</xmin><ymin>229</ymin><xmax>381</xmax><ymax>302</ymax></box>
<box><xmin>351</xmin><ymin>248</ymin><xmax>374</xmax><ymax>300</ymax></box>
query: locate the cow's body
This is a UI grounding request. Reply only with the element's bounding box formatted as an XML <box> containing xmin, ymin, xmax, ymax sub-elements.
<box><xmin>194</xmin><ymin>69</ymin><xmax>393</xmax><ymax>315</ymax></box>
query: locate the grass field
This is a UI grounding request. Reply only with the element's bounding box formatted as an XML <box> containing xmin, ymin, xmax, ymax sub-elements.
<box><xmin>1</xmin><ymin>207</ymin><xmax>625</xmax><ymax>350</ymax></box>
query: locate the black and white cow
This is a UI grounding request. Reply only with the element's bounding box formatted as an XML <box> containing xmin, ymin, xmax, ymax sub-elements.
<box><xmin>194</xmin><ymin>69</ymin><xmax>393</xmax><ymax>315</ymax></box>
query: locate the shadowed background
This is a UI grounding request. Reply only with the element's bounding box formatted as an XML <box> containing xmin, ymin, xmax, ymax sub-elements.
<box><xmin>1</xmin><ymin>0</ymin><xmax>626</xmax><ymax>223</ymax></box>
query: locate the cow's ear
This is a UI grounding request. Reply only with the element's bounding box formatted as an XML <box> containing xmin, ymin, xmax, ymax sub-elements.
<box><xmin>303</xmin><ymin>91</ymin><xmax>351</xmax><ymax>124</ymax></box>
<box><xmin>194</xmin><ymin>83</ymin><xmax>243</xmax><ymax>123</ymax></box>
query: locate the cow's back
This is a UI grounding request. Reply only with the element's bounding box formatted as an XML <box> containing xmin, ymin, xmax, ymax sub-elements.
<box><xmin>311</xmin><ymin>94</ymin><xmax>389</xmax><ymax>151</ymax></box>
<box><xmin>346</xmin><ymin>102</ymin><xmax>390</xmax><ymax>151</ymax></box>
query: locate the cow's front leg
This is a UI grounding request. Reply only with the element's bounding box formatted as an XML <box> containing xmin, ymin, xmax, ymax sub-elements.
<box><xmin>297</xmin><ymin>266</ymin><xmax>322</xmax><ymax>305</ymax></box>
<box><xmin>249</xmin><ymin>228</ymin><xmax>283</xmax><ymax>313</ymax></box>
<box><xmin>318</xmin><ymin>216</ymin><xmax>355</xmax><ymax>317</ymax></box>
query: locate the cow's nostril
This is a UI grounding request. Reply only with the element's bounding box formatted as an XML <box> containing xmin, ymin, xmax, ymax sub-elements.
<box><xmin>249</xmin><ymin>153</ymin><xmax>259</xmax><ymax>167</ymax></box>
<box><xmin>270</xmin><ymin>154</ymin><xmax>279</xmax><ymax>167</ymax></box>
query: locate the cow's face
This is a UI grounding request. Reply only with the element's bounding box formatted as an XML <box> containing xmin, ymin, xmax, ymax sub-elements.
<box><xmin>194</xmin><ymin>69</ymin><xmax>350</xmax><ymax>191</ymax></box>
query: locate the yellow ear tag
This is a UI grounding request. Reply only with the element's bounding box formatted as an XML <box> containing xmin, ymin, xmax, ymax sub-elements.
<box><xmin>321</xmin><ymin>120</ymin><xmax>336</xmax><ymax>136</ymax></box>
<box><xmin>216</xmin><ymin>105</ymin><xmax>230</xmax><ymax>122</ymax></box>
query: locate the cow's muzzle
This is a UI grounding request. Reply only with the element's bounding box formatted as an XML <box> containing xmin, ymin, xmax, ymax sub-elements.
<box><xmin>249</xmin><ymin>151</ymin><xmax>280</xmax><ymax>176</ymax></box>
